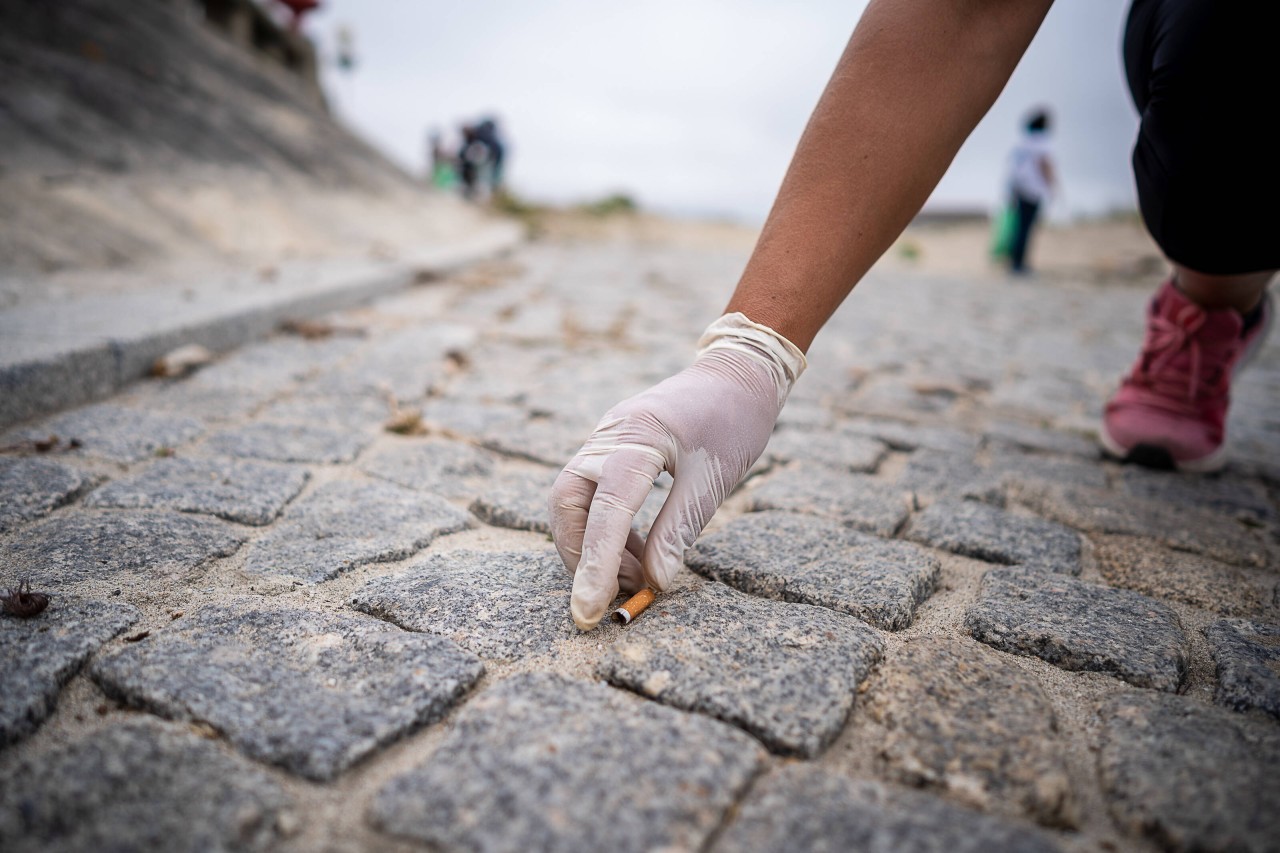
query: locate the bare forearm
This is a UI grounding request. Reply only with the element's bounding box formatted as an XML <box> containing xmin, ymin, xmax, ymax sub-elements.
<box><xmin>725</xmin><ymin>0</ymin><xmax>1053</xmax><ymax>350</ymax></box>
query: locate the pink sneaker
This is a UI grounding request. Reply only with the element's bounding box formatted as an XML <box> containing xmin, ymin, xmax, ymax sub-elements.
<box><xmin>1100</xmin><ymin>279</ymin><xmax>1273</xmax><ymax>472</ymax></box>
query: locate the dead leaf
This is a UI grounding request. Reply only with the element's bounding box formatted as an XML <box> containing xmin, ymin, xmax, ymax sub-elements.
<box><xmin>151</xmin><ymin>344</ymin><xmax>214</xmax><ymax>378</ymax></box>
<box><xmin>385</xmin><ymin>409</ymin><xmax>428</xmax><ymax>435</ymax></box>
<box><xmin>444</xmin><ymin>349</ymin><xmax>471</xmax><ymax>374</ymax></box>
<box><xmin>279</xmin><ymin>318</ymin><xmax>365</xmax><ymax>340</ymax></box>
<box><xmin>279</xmin><ymin>318</ymin><xmax>334</xmax><ymax>339</ymax></box>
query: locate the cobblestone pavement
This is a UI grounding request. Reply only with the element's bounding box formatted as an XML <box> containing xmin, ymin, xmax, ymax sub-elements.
<box><xmin>2</xmin><ymin>240</ymin><xmax>1278</xmax><ymax>852</ymax></box>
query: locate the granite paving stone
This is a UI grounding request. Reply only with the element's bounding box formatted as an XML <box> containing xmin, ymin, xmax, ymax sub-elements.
<box><xmin>206</xmin><ymin>421</ymin><xmax>372</xmax><ymax>463</ymax></box>
<box><xmin>466</xmin><ymin>468</ymin><xmax>560</xmax><ymax>533</ymax></box>
<box><xmin>865</xmin><ymin>636</ymin><xmax>1076</xmax><ymax>827</ymax></box>
<box><xmin>0</xmin><ymin>718</ymin><xmax>294</xmax><ymax>853</ymax></box>
<box><xmin>91</xmin><ymin>601</ymin><xmax>484</xmax><ymax>780</ymax></box>
<box><xmin>1117</xmin><ymin>467</ymin><xmax>1277</xmax><ymax>525</ymax></box>
<box><xmin>598</xmin><ymin>581</ymin><xmax>884</xmax><ymax>757</ymax></box>
<box><xmin>985</xmin><ymin>450</ymin><xmax>1110</xmax><ymax>494</ymax></box>
<box><xmin>745</xmin><ymin>464</ymin><xmax>910</xmax><ymax>537</ymax></box>
<box><xmin>0</xmin><ymin>600</ymin><xmax>139</xmax><ymax>747</ymax></box>
<box><xmin>843</xmin><ymin>418</ymin><xmax>982</xmax><ymax>454</ymax></box>
<box><xmin>0</xmin><ymin>457</ymin><xmax>92</xmax><ymax>535</ymax></box>
<box><xmin>966</xmin><ymin>567</ymin><xmax>1189</xmax><ymax>691</ymax></box>
<box><xmin>982</xmin><ymin>421</ymin><xmax>1099</xmax><ymax>458</ymax></box>
<box><xmin>480</xmin><ymin>413</ymin><xmax>592</xmax><ymax>467</ymax></box>
<box><xmin>256</xmin><ymin>393</ymin><xmax>391</xmax><ymax>430</ymax></box>
<box><xmin>9</xmin><ymin>404</ymin><xmax>204</xmax><ymax>463</ymax></box>
<box><xmin>417</xmin><ymin>397</ymin><xmax>528</xmax><ymax>440</ymax></box>
<box><xmin>1093</xmin><ymin>535</ymin><xmax>1279</xmax><ymax>618</ymax></box>
<box><xmin>121</xmin><ymin>381</ymin><xmax>271</xmax><ymax>422</ymax></box>
<box><xmin>358</xmin><ymin>436</ymin><xmax>497</xmax><ymax>501</ymax></box>
<box><xmin>1205</xmin><ymin>618</ymin><xmax>1280</xmax><ymax>719</ymax></box>
<box><xmin>85</xmin><ymin>456</ymin><xmax>309</xmax><ymax>525</ymax></box>
<box><xmin>1097</xmin><ymin>691</ymin><xmax>1280</xmax><ymax>852</ymax></box>
<box><xmin>713</xmin><ymin>765</ymin><xmax>1062</xmax><ymax>853</ymax></box>
<box><xmin>306</xmin><ymin>325</ymin><xmax>474</xmax><ymax>401</ymax></box>
<box><xmin>190</xmin><ymin>336</ymin><xmax>359</xmax><ymax>394</ymax></box>
<box><xmin>773</xmin><ymin>399</ymin><xmax>837</xmax><ymax>431</ymax></box>
<box><xmin>763</xmin><ymin>427</ymin><xmax>888</xmax><ymax>473</ymax></box>
<box><xmin>1018</xmin><ymin>482</ymin><xmax>1269</xmax><ymax>568</ymax></box>
<box><xmin>894</xmin><ymin>449</ymin><xmax>994</xmax><ymax>507</ymax></box>
<box><xmin>353</xmin><ymin>549</ymin><xmax>576</xmax><ymax>660</ymax></box>
<box><xmin>687</xmin><ymin>511</ymin><xmax>940</xmax><ymax>630</ymax></box>
<box><xmin>989</xmin><ymin>374</ymin><xmax>1099</xmax><ymax>423</ymax></box>
<box><xmin>243</xmin><ymin>480</ymin><xmax>472</xmax><ymax>585</ymax></box>
<box><xmin>2</xmin><ymin>511</ymin><xmax>246</xmax><ymax>589</ymax></box>
<box><xmin>370</xmin><ymin>673</ymin><xmax>763</xmax><ymax>853</ymax></box>
<box><xmin>850</xmin><ymin>376</ymin><xmax>960</xmax><ymax>419</ymax></box>
<box><xmin>907</xmin><ymin>499</ymin><xmax>1082</xmax><ymax>574</ymax></box>
<box><xmin>421</xmin><ymin>394</ymin><xmax>601</xmax><ymax>465</ymax></box>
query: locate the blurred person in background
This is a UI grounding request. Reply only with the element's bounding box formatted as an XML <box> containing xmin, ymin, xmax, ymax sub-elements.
<box><xmin>1005</xmin><ymin>107</ymin><xmax>1057</xmax><ymax>275</ymax></box>
<box><xmin>458</xmin><ymin>117</ymin><xmax>505</xmax><ymax>201</ymax></box>
<box><xmin>549</xmin><ymin>0</ymin><xmax>1277</xmax><ymax>630</ymax></box>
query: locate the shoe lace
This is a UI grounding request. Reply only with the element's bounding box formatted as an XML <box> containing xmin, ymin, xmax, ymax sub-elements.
<box><xmin>1131</xmin><ymin>304</ymin><xmax>1237</xmax><ymax>406</ymax></box>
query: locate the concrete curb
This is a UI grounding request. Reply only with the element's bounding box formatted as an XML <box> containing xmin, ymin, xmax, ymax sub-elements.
<box><xmin>0</xmin><ymin>223</ymin><xmax>523</xmax><ymax>430</ymax></box>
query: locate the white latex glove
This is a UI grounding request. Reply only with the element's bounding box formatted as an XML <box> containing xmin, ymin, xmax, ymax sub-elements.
<box><xmin>549</xmin><ymin>312</ymin><xmax>806</xmax><ymax>630</ymax></box>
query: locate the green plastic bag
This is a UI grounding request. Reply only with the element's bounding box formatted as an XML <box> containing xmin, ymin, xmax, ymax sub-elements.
<box><xmin>990</xmin><ymin>205</ymin><xmax>1016</xmax><ymax>260</ymax></box>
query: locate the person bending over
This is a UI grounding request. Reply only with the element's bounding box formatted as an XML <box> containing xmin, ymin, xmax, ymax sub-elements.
<box><xmin>549</xmin><ymin>0</ymin><xmax>1277</xmax><ymax>631</ymax></box>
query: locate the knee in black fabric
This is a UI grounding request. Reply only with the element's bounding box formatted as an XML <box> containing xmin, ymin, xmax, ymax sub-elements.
<box><xmin>1123</xmin><ymin>0</ymin><xmax>1280</xmax><ymax>273</ymax></box>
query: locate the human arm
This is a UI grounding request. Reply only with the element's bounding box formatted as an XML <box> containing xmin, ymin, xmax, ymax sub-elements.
<box><xmin>1040</xmin><ymin>155</ymin><xmax>1058</xmax><ymax>198</ymax></box>
<box><xmin>726</xmin><ymin>0</ymin><xmax>1053</xmax><ymax>349</ymax></box>
<box><xmin>551</xmin><ymin>0</ymin><xmax>1054</xmax><ymax>630</ymax></box>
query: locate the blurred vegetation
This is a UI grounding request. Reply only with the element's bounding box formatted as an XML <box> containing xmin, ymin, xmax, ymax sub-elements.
<box><xmin>490</xmin><ymin>189</ymin><xmax>550</xmax><ymax>236</ymax></box>
<box><xmin>490</xmin><ymin>189</ymin><xmax>544</xmax><ymax>218</ymax></box>
<box><xmin>490</xmin><ymin>189</ymin><xmax>640</xmax><ymax>238</ymax></box>
<box><xmin>575</xmin><ymin>193</ymin><xmax>638</xmax><ymax>218</ymax></box>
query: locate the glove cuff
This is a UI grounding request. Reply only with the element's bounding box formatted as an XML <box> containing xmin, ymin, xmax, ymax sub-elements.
<box><xmin>695</xmin><ymin>312</ymin><xmax>808</xmax><ymax>407</ymax></box>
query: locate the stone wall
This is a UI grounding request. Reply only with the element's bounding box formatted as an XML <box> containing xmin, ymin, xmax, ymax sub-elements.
<box><xmin>198</xmin><ymin>0</ymin><xmax>324</xmax><ymax>110</ymax></box>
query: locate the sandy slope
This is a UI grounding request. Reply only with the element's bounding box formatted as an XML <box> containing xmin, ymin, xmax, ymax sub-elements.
<box><xmin>0</xmin><ymin>0</ymin><xmax>501</xmax><ymax>305</ymax></box>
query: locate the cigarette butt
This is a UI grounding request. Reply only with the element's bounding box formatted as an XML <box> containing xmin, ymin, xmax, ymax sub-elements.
<box><xmin>611</xmin><ymin>588</ymin><xmax>655</xmax><ymax>625</ymax></box>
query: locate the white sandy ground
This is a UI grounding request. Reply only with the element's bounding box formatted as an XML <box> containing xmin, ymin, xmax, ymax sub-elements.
<box><xmin>0</xmin><ymin>168</ymin><xmax>507</xmax><ymax>311</ymax></box>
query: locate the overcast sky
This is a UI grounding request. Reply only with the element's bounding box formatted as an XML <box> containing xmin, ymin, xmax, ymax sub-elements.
<box><xmin>309</xmin><ymin>1</ymin><xmax>1139</xmax><ymax>223</ymax></box>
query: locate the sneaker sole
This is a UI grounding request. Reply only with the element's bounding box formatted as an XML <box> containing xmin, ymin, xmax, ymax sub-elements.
<box><xmin>1098</xmin><ymin>422</ymin><xmax>1228</xmax><ymax>473</ymax></box>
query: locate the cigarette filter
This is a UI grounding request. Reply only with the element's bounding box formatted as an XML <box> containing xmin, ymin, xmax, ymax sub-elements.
<box><xmin>611</xmin><ymin>588</ymin><xmax>655</xmax><ymax>625</ymax></box>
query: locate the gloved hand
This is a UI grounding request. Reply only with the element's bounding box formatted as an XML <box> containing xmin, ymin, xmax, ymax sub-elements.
<box><xmin>549</xmin><ymin>312</ymin><xmax>806</xmax><ymax>630</ymax></box>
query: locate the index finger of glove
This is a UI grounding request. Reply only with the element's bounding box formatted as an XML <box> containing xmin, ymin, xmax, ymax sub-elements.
<box><xmin>570</xmin><ymin>447</ymin><xmax>665</xmax><ymax>630</ymax></box>
<box><xmin>548</xmin><ymin>468</ymin><xmax>596</xmax><ymax>573</ymax></box>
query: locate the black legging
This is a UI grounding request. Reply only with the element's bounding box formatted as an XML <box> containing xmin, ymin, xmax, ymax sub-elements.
<box><xmin>1124</xmin><ymin>0</ymin><xmax>1279</xmax><ymax>275</ymax></box>
<box><xmin>1009</xmin><ymin>193</ymin><xmax>1040</xmax><ymax>274</ymax></box>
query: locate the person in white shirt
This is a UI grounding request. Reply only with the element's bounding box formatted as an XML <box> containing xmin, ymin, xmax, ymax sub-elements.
<box><xmin>1006</xmin><ymin>108</ymin><xmax>1056</xmax><ymax>274</ymax></box>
